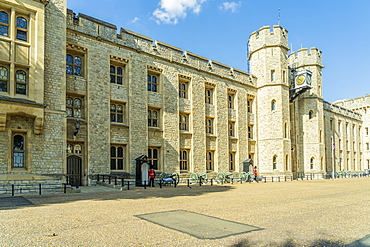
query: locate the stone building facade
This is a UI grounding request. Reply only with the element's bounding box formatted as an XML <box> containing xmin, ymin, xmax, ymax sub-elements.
<box><xmin>0</xmin><ymin>0</ymin><xmax>368</xmax><ymax>186</ymax></box>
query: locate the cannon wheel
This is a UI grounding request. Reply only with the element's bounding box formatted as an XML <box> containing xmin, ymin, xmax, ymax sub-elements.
<box><xmin>172</xmin><ymin>172</ymin><xmax>180</xmax><ymax>185</ymax></box>
<box><xmin>240</xmin><ymin>172</ymin><xmax>247</xmax><ymax>182</ymax></box>
<box><xmin>199</xmin><ymin>172</ymin><xmax>208</xmax><ymax>184</ymax></box>
<box><xmin>224</xmin><ymin>172</ymin><xmax>233</xmax><ymax>183</ymax></box>
<box><xmin>189</xmin><ymin>173</ymin><xmax>198</xmax><ymax>184</ymax></box>
<box><xmin>216</xmin><ymin>172</ymin><xmax>225</xmax><ymax>184</ymax></box>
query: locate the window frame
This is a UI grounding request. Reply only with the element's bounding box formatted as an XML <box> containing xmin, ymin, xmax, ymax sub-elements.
<box><xmin>15</xmin><ymin>69</ymin><xmax>27</xmax><ymax>95</ymax></box>
<box><xmin>0</xmin><ymin>10</ymin><xmax>9</xmax><ymax>37</ymax></box>
<box><xmin>148</xmin><ymin>147</ymin><xmax>160</xmax><ymax>170</ymax></box>
<box><xmin>66</xmin><ymin>96</ymin><xmax>84</xmax><ymax>118</ymax></box>
<box><xmin>248</xmin><ymin>124</ymin><xmax>253</xmax><ymax>139</ymax></box>
<box><xmin>205</xmin><ymin>88</ymin><xmax>213</xmax><ymax>104</ymax></box>
<box><xmin>110</xmin><ymin>145</ymin><xmax>125</xmax><ymax>171</ymax></box>
<box><xmin>178</xmin><ymin>81</ymin><xmax>188</xmax><ymax>99</ymax></box>
<box><xmin>180</xmin><ymin>149</ymin><xmax>189</xmax><ymax>171</ymax></box>
<box><xmin>16</xmin><ymin>15</ymin><xmax>28</xmax><ymax>42</ymax></box>
<box><xmin>110</xmin><ymin>65</ymin><xmax>124</xmax><ymax>85</ymax></box>
<box><xmin>273</xmin><ymin>155</ymin><xmax>277</xmax><ymax>170</ymax></box>
<box><xmin>206</xmin><ymin>150</ymin><xmax>214</xmax><ymax>171</ymax></box>
<box><xmin>110</xmin><ymin>102</ymin><xmax>125</xmax><ymax>124</ymax></box>
<box><xmin>148</xmin><ymin>108</ymin><xmax>160</xmax><ymax>128</ymax></box>
<box><xmin>0</xmin><ymin>65</ymin><xmax>9</xmax><ymax>92</ymax></box>
<box><xmin>247</xmin><ymin>98</ymin><xmax>253</xmax><ymax>113</ymax></box>
<box><xmin>147</xmin><ymin>73</ymin><xmax>159</xmax><ymax>92</ymax></box>
<box><xmin>229</xmin><ymin>152</ymin><xmax>235</xmax><ymax>172</ymax></box>
<box><xmin>66</xmin><ymin>54</ymin><xmax>83</xmax><ymax>76</ymax></box>
<box><xmin>179</xmin><ymin>113</ymin><xmax>189</xmax><ymax>131</ymax></box>
<box><xmin>206</xmin><ymin>118</ymin><xmax>213</xmax><ymax>134</ymax></box>
<box><xmin>271</xmin><ymin>100</ymin><xmax>276</xmax><ymax>111</ymax></box>
<box><xmin>12</xmin><ymin>133</ymin><xmax>26</xmax><ymax>168</ymax></box>
<box><xmin>310</xmin><ymin>157</ymin><xmax>314</xmax><ymax>170</ymax></box>
<box><xmin>228</xmin><ymin>121</ymin><xmax>235</xmax><ymax>137</ymax></box>
<box><xmin>228</xmin><ymin>93</ymin><xmax>235</xmax><ymax>109</ymax></box>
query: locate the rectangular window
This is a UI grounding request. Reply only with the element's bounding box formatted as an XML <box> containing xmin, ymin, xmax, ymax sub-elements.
<box><xmin>66</xmin><ymin>54</ymin><xmax>83</xmax><ymax>76</ymax></box>
<box><xmin>206</xmin><ymin>118</ymin><xmax>213</xmax><ymax>134</ymax></box>
<box><xmin>367</xmin><ymin>143</ymin><xmax>369</xmax><ymax>151</ymax></box>
<box><xmin>66</xmin><ymin>96</ymin><xmax>83</xmax><ymax>118</ymax></box>
<box><xmin>15</xmin><ymin>69</ymin><xmax>28</xmax><ymax>95</ymax></box>
<box><xmin>110</xmin><ymin>65</ymin><xmax>124</xmax><ymax>85</ymax></box>
<box><xmin>206</xmin><ymin>150</ymin><xmax>214</xmax><ymax>171</ymax></box>
<box><xmin>110</xmin><ymin>145</ymin><xmax>125</xmax><ymax>170</ymax></box>
<box><xmin>13</xmin><ymin>134</ymin><xmax>25</xmax><ymax>168</ymax></box>
<box><xmin>16</xmin><ymin>16</ymin><xmax>28</xmax><ymax>41</ymax></box>
<box><xmin>366</xmin><ymin>127</ymin><xmax>369</xmax><ymax>136</ymax></box>
<box><xmin>178</xmin><ymin>81</ymin><xmax>188</xmax><ymax>99</ymax></box>
<box><xmin>229</xmin><ymin>152</ymin><xmax>235</xmax><ymax>171</ymax></box>
<box><xmin>148</xmin><ymin>147</ymin><xmax>159</xmax><ymax>170</ymax></box>
<box><xmin>271</xmin><ymin>70</ymin><xmax>275</xmax><ymax>81</ymax></box>
<box><xmin>247</xmin><ymin>98</ymin><xmax>253</xmax><ymax>113</ymax></box>
<box><xmin>229</xmin><ymin>121</ymin><xmax>235</xmax><ymax>137</ymax></box>
<box><xmin>179</xmin><ymin>113</ymin><xmax>189</xmax><ymax>131</ymax></box>
<box><xmin>147</xmin><ymin>74</ymin><xmax>159</xmax><ymax>92</ymax></box>
<box><xmin>0</xmin><ymin>11</ymin><xmax>9</xmax><ymax>37</ymax></box>
<box><xmin>248</xmin><ymin>125</ymin><xmax>253</xmax><ymax>139</ymax></box>
<box><xmin>110</xmin><ymin>102</ymin><xmax>125</xmax><ymax>124</ymax></box>
<box><xmin>180</xmin><ymin>149</ymin><xmax>189</xmax><ymax>171</ymax></box>
<box><xmin>148</xmin><ymin>108</ymin><xmax>160</xmax><ymax>127</ymax></box>
<box><xmin>228</xmin><ymin>93</ymin><xmax>235</xmax><ymax>109</ymax></box>
<box><xmin>0</xmin><ymin>65</ymin><xmax>9</xmax><ymax>92</ymax></box>
<box><xmin>205</xmin><ymin>88</ymin><xmax>213</xmax><ymax>104</ymax></box>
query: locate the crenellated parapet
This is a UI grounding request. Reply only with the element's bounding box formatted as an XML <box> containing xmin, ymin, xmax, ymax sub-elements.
<box><xmin>334</xmin><ymin>94</ymin><xmax>370</xmax><ymax>110</ymax></box>
<box><xmin>66</xmin><ymin>9</ymin><xmax>253</xmax><ymax>86</ymax></box>
<box><xmin>288</xmin><ymin>47</ymin><xmax>324</xmax><ymax>68</ymax></box>
<box><xmin>323</xmin><ymin>101</ymin><xmax>362</xmax><ymax>120</ymax></box>
<box><xmin>248</xmin><ymin>25</ymin><xmax>289</xmax><ymax>57</ymax></box>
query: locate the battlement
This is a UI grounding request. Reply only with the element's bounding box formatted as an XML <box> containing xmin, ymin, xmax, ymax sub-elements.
<box><xmin>288</xmin><ymin>47</ymin><xmax>323</xmax><ymax>68</ymax></box>
<box><xmin>66</xmin><ymin>9</ymin><xmax>253</xmax><ymax>86</ymax></box>
<box><xmin>248</xmin><ymin>25</ymin><xmax>289</xmax><ymax>55</ymax></box>
<box><xmin>323</xmin><ymin>101</ymin><xmax>362</xmax><ymax>120</ymax></box>
<box><xmin>334</xmin><ymin>94</ymin><xmax>370</xmax><ymax>110</ymax></box>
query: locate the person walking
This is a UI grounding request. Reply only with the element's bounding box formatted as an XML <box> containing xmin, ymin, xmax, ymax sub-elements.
<box><xmin>148</xmin><ymin>168</ymin><xmax>155</xmax><ymax>187</ymax></box>
<box><xmin>253</xmin><ymin>166</ymin><xmax>259</xmax><ymax>183</ymax></box>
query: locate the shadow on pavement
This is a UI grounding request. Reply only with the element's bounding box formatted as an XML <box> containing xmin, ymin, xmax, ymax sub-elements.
<box><xmin>0</xmin><ymin>185</ymin><xmax>233</xmax><ymax>210</ymax></box>
<box><xmin>231</xmin><ymin>238</ymin><xmax>347</xmax><ymax>247</ymax></box>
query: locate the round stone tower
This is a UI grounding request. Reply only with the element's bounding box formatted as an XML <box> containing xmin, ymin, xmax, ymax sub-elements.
<box><xmin>248</xmin><ymin>25</ymin><xmax>292</xmax><ymax>176</ymax></box>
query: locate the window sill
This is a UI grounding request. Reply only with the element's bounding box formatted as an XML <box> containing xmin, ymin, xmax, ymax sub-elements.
<box><xmin>206</xmin><ymin>133</ymin><xmax>217</xmax><ymax>138</ymax></box>
<box><xmin>10</xmin><ymin>167</ymin><xmax>28</xmax><ymax>173</ymax></box>
<box><xmin>180</xmin><ymin>130</ymin><xmax>192</xmax><ymax>135</ymax></box>
<box><xmin>229</xmin><ymin>137</ymin><xmax>238</xmax><ymax>140</ymax></box>
<box><xmin>110</xmin><ymin>123</ymin><xmax>129</xmax><ymax>128</ymax></box>
<box><xmin>148</xmin><ymin>127</ymin><xmax>162</xmax><ymax>131</ymax></box>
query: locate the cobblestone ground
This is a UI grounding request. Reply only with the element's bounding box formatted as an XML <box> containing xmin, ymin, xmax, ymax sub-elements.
<box><xmin>1</xmin><ymin>177</ymin><xmax>369</xmax><ymax>247</ymax></box>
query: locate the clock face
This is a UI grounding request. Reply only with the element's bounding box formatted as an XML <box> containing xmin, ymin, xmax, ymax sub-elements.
<box><xmin>296</xmin><ymin>75</ymin><xmax>305</xmax><ymax>85</ymax></box>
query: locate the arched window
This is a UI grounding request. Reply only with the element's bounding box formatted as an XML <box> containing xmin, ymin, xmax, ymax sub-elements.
<box><xmin>13</xmin><ymin>135</ymin><xmax>25</xmax><ymax>168</ymax></box>
<box><xmin>180</xmin><ymin>149</ymin><xmax>188</xmax><ymax>171</ymax></box>
<box><xmin>110</xmin><ymin>103</ymin><xmax>124</xmax><ymax>123</ymax></box>
<box><xmin>147</xmin><ymin>74</ymin><xmax>158</xmax><ymax>92</ymax></box>
<box><xmin>271</xmin><ymin>100</ymin><xmax>276</xmax><ymax>111</ymax></box>
<box><xmin>66</xmin><ymin>54</ymin><xmax>82</xmax><ymax>76</ymax></box>
<box><xmin>229</xmin><ymin>152</ymin><xmax>235</xmax><ymax>171</ymax></box>
<box><xmin>0</xmin><ymin>66</ymin><xmax>8</xmax><ymax>92</ymax></box>
<box><xmin>15</xmin><ymin>70</ymin><xmax>27</xmax><ymax>95</ymax></box>
<box><xmin>66</xmin><ymin>97</ymin><xmax>83</xmax><ymax>118</ymax></box>
<box><xmin>309</xmin><ymin>110</ymin><xmax>313</xmax><ymax>119</ymax></box>
<box><xmin>0</xmin><ymin>11</ymin><xmax>9</xmax><ymax>37</ymax></box>
<box><xmin>110</xmin><ymin>65</ymin><xmax>123</xmax><ymax>84</ymax></box>
<box><xmin>310</xmin><ymin>157</ymin><xmax>314</xmax><ymax>170</ymax></box>
<box><xmin>148</xmin><ymin>109</ymin><xmax>159</xmax><ymax>127</ymax></box>
<box><xmin>74</xmin><ymin>144</ymin><xmax>82</xmax><ymax>154</ymax></box>
<box><xmin>16</xmin><ymin>16</ymin><xmax>27</xmax><ymax>41</ymax></box>
<box><xmin>206</xmin><ymin>151</ymin><xmax>214</xmax><ymax>171</ymax></box>
<box><xmin>273</xmin><ymin>155</ymin><xmax>277</xmax><ymax>170</ymax></box>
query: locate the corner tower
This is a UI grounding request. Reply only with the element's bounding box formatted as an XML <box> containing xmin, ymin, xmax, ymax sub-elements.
<box><xmin>248</xmin><ymin>26</ymin><xmax>292</xmax><ymax>176</ymax></box>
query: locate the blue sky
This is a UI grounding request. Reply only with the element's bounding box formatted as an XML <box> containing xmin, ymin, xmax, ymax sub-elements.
<box><xmin>67</xmin><ymin>0</ymin><xmax>370</xmax><ymax>103</ymax></box>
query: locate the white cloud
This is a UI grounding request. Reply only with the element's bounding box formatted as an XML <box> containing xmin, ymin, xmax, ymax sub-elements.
<box><xmin>219</xmin><ymin>1</ymin><xmax>242</xmax><ymax>13</ymax></box>
<box><xmin>129</xmin><ymin>17</ymin><xmax>140</xmax><ymax>24</ymax></box>
<box><xmin>153</xmin><ymin>0</ymin><xmax>208</xmax><ymax>25</ymax></box>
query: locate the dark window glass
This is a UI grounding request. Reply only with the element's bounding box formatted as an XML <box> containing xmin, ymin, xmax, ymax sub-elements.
<box><xmin>16</xmin><ymin>17</ymin><xmax>27</xmax><ymax>41</ymax></box>
<box><xmin>0</xmin><ymin>11</ymin><xmax>9</xmax><ymax>37</ymax></box>
<box><xmin>110</xmin><ymin>147</ymin><xmax>116</xmax><ymax>157</ymax></box>
<box><xmin>13</xmin><ymin>135</ymin><xmax>25</xmax><ymax>168</ymax></box>
<box><xmin>0</xmin><ymin>66</ymin><xmax>8</xmax><ymax>92</ymax></box>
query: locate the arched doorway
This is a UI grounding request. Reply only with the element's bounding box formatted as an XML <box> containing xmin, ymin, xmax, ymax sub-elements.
<box><xmin>67</xmin><ymin>155</ymin><xmax>82</xmax><ymax>187</ymax></box>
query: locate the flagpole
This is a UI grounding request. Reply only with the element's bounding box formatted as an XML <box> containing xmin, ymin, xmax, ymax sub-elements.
<box><xmin>331</xmin><ymin>136</ymin><xmax>335</xmax><ymax>179</ymax></box>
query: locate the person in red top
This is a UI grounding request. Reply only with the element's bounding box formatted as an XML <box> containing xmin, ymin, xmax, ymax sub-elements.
<box><xmin>253</xmin><ymin>166</ymin><xmax>259</xmax><ymax>183</ymax></box>
<box><xmin>148</xmin><ymin>168</ymin><xmax>155</xmax><ymax>187</ymax></box>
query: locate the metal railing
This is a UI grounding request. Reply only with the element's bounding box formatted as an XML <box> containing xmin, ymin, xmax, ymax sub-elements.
<box><xmin>0</xmin><ymin>183</ymin><xmax>71</xmax><ymax>196</ymax></box>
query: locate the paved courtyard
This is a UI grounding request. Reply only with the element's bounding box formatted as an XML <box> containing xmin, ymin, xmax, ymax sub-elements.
<box><xmin>1</xmin><ymin>177</ymin><xmax>369</xmax><ymax>246</ymax></box>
